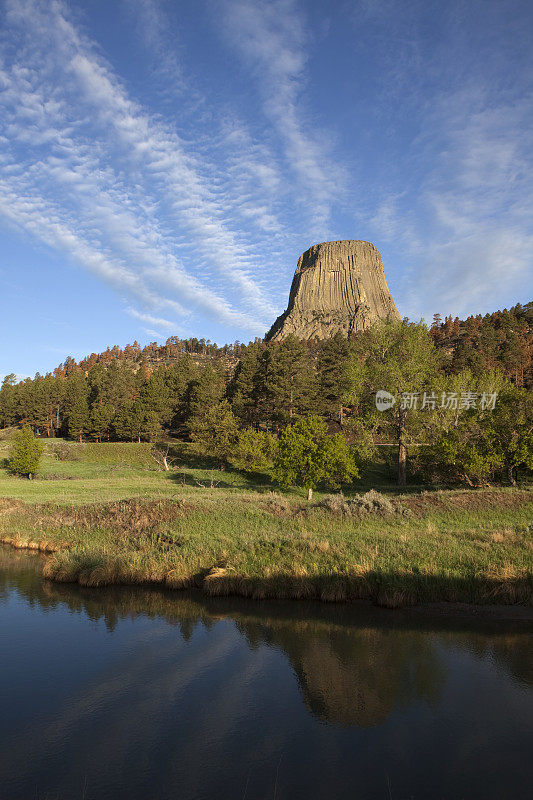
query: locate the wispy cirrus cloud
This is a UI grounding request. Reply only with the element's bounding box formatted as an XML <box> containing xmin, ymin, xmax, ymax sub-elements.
<box><xmin>361</xmin><ymin>0</ymin><xmax>533</xmax><ymax>321</ymax></box>
<box><xmin>1</xmin><ymin>0</ymin><xmax>530</xmax><ymax>365</ymax></box>
<box><xmin>0</xmin><ymin>0</ymin><xmax>290</xmax><ymax>337</ymax></box>
<box><xmin>123</xmin><ymin>0</ymin><xmax>187</xmax><ymax>94</ymax></box>
<box><xmin>218</xmin><ymin>0</ymin><xmax>343</xmax><ymax>232</ymax></box>
<box><xmin>125</xmin><ymin>308</ymin><xmax>176</xmax><ymax>330</ymax></box>
<box><xmin>371</xmin><ymin>88</ymin><xmax>533</xmax><ymax>321</ymax></box>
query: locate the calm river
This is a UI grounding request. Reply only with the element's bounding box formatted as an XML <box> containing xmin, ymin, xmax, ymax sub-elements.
<box><xmin>1</xmin><ymin>545</ymin><xmax>532</xmax><ymax>800</ymax></box>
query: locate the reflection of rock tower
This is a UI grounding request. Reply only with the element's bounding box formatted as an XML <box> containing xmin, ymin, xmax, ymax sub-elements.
<box><xmin>266</xmin><ymin>240</ymin><xmax>401</xmax><ymax>341</ymax></box>
<box><xmin>238</xmin><ymin>618</ymin><xmax>444</xmax><ymax>728</ymax></box>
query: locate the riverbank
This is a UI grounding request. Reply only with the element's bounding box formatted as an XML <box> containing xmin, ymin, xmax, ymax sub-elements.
<box><xmin>1</xmin><ymin>486</ymin><xmax>531</xmax><ymax>607</ymax></box>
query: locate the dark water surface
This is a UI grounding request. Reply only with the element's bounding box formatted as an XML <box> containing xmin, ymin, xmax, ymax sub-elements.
<box><xmin>1</xmin><ymin>547</ymin><xmax>532</xmax><ymax>800</ymax></box>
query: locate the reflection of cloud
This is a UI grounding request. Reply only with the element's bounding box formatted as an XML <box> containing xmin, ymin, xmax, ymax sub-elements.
<box><xmin>2</xmin><ymin>559</ymin><xmax>532</xmax><ymax>799</ymax></box>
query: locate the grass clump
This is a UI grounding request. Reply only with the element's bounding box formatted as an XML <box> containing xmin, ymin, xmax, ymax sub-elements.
<box><xmin>318</xmin><ymin>490</ymin><xmax>410</xmax><ymax>518</ymax></box>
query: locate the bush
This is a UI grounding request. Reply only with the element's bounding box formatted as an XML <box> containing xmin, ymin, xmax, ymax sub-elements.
<box><xmin>230</xmin><ymin>428</ymin><xmax>277</xmax><ymax>473</ymax></box>
<box><xmin>8</xmin><ymin>426</ymin><xmax>44</xmax><ymax>478</ymax></box>
<box><xmin>319</xmin><ymin>493</ymin><xmax>352</xmax><ymax>515</ymax></box>
<box><xmin>351</xmin><ymin>489</ymin><xmax>396</xmax><ymax>515</ymax></box>
<box><xmin>263</xmin><ymin>491</ymin><xmax>291</xmax><ymax>516</ymax></box>
<box><xmin>318</xmin><ymin>490</ymin><xmax>408</xmax><ymax>517</ymax></box>
<box><xmin>49</xmin><ymin>441</ymin><xmax>82</xmax><ymax>461</ymax></box>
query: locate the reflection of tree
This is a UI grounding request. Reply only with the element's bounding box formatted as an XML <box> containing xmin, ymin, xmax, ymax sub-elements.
<box><xmin>0</xmin><ymin>547</ymin><xmax>48</xmax><ymax>604</ymax></box>
<box><xmin>491</xmin><ymin>635</ymin><xmax>533</xmax><ymax>687</ymax></box>
<box><xmin>1</xmin><ymin>545</ymin><xmax>531</xmax><ymax>731</ymax></box>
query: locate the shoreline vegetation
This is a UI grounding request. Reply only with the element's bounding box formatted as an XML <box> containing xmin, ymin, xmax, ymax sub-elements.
<box><xmin>0</xmin><ymin>442</ymin><xmax>531</xmax><ymax>609</ymax></box>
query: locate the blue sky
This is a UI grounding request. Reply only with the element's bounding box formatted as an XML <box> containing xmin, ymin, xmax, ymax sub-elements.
<box><xmin>1</xmin><ymin>0</ymin><xmax>532</xmax><ymax>378</ymax></box>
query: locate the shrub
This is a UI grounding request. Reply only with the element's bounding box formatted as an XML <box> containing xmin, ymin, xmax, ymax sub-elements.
<box><xmin>8</xmin><ymin>426</ymin><xmax>44</xmax><ymax>478</ymax></box>
<box><xmin>230</xmin><ymin>428</ymin><xmax>277</xmax><ymax>473</ymax></box>
<box><xmin>318</xmin><ymin>490</ymin><xmax>406</xmax><ymax>517</ymax></box>
<box><xmin>319</xmin><ymin>493</ymin><xmax>352</xmax><ymax>515</ymax></box>
<box><xmin>49</xmin><ymin>441</ymin><xmax>81</xmax><ymax>461</ymax></box>
<box><xmin>263</xmin><ymin>491</ymin><xmax>291</xmax><ymax>516</ymax></box>
<box><xmin>351</xmin><ymin>489</ymin><xmax>396</xmax><ymax>515</ymax></box>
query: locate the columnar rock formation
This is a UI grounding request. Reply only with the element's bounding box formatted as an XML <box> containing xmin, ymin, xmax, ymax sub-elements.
<box><xmin>266</xmin><ymin>240</ymin><xmax>401</xmax><ymax>341</ymax></box>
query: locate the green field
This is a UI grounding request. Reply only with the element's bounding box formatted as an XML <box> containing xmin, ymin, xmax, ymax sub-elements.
<box><xmin>0</xmin><ymin>440</ymin><xmax>532</xmax><ymax>607</ymax></box>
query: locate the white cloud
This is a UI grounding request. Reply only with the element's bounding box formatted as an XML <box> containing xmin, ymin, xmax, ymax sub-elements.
<box><xmin>123</xmin><ymin>0</ymin><xmax>186</xmax><ymax>92</ymax></box>
<box><xmin>143</xmin><ymin>328</ymin><xmax>165</xmax><ymax>340</ymax></box>
<box><xmin>0</xmin><ymin>0</ymin><xmax>286</xmax><ymax>338</ymax></box>
<box><xmin>368</xmin><ymin>83</ymin><xmax>533</xmax><ymax>320</ymax></box>
<box><xmin>219</xmin><ymin>0</ymin><xmax>343</xmax><ymax>233</ymax></box>
<box><xmin>125</xmin><ymin>308</ymin><xmax>176</xmax><ymax>330</ymax></box>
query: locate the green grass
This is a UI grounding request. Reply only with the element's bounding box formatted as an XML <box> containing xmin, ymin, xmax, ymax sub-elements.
<box><xmin>0</xmin><ymin>440</ymin><xmax>278</xmax><ymax>503</ymax></box>
<box><xmin>0</xmin><ymin>439</ymin><xmax>532</xmax><ymax>607</ymax></box>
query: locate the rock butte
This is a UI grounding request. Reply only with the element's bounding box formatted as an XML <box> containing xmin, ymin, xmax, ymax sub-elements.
<box><xmin>266</xmin><ymin>240</ymin><xmax>401</xmax><ymax>341</ymax></box>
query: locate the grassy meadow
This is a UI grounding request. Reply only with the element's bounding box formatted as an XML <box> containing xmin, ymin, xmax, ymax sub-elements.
<box><xmin>0</xmin><ymin>438</ymin><xmax>532</xmax><ymax>607</ymax></box>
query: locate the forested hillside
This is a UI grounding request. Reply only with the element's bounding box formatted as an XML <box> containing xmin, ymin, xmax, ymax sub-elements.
<box><xmin>1</xmin><ymin>303</ymin><xmax>531</xmax><ymax>488</ymax></box>
<box><xmin>430</xmin><ymin>301</ymin><xmax>532</xmax><ymax>387</ymax></box>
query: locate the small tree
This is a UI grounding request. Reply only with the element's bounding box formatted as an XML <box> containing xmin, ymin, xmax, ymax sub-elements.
<box><xmin>273</xmin><ymin>415</ymin><xmax>359</xmax><ymax>500</ymax></box>
<box><xmin>8</xmin><ymin>426</ymin><xmax>44</xmax><ymax>478</ymax></box>
<box><xmin>150</xmin><ymin>443</ymin><xmax>176</xmax><ymax>472</ymax></box>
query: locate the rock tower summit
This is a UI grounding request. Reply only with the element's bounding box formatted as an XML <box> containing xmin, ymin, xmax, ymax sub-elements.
<box><xmin>265</xmin><ymin>240</ymin><xmax>401</xmax><ymax>341</ymax></box>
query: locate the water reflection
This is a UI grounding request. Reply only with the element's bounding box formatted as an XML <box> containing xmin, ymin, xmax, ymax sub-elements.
<box><xmin>1</xmin><ymin>546</ymin><xmax>532</xmax><ymax>800</ymax></box>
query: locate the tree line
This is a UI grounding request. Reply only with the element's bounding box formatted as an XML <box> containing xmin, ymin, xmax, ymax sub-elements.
<box><xmin>1</xmin><ymin>305</ymin><xmax>532</xmax><ymax>489</ymax></box>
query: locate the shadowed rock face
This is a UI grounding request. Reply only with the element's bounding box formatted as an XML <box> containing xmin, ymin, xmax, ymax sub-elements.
<box><xmin>266</xmin><ymin>240</ymin><xmax>401</xmax><ymax>341</ymax></box>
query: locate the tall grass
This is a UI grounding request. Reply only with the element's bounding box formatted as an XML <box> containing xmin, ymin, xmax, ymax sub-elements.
<box><xmin>1</xmin><ymin>488</ymin><xmax>531</xmax><ymax>607</ymax></box>
<box><xmin>1</xmin><ymin>440</ymin><xmax>531</xmax><ymax>607</ymax></box>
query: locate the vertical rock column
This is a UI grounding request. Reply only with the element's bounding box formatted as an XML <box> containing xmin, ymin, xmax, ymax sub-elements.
<box><xmin>266</xmin><ymin>240</ymin><xmax>401</xmax><ymax>341</ymax></box>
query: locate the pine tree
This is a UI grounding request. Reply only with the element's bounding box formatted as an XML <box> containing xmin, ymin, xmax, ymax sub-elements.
<box><xmin>90</xmin><ymin>403</ymin><xmax>114</xmax><ymax>441</ymax></box>
<box><xmin>113</xmin><ymin>401</ymin><xmax>145</xmax><ymax>441</ymax></box>
<box><xmin>141</xmin><ymin>410</ymin><xmax>162</xmax><ymax>443</ymax></box>
<box><xmin>68</xmin><ymin>396</ymin><xmax>90</xmax><ymax>442</ymax></box>
<box><xmin>138</xmin><ymin>368</ymin><xmax>172</xmax><ymax>427</ymax></box>
<box><xmin>316</xmin><ymin>332</ymin><xmax>353</xmax><ymax>425</ymax></box>
<box><xmin>183</xmin><ymin>364</ymin><xmax>226</xmax><ymax>436</ymax></box>
<box><xmin>228</xmin><ymin>342</ymin><xmax>264</xmax><ymax>427</ymax></box>
<box><xmin>190</xmin><ymin>400</ymin><xmax>238</xmax><ymax>468</ymax></box>
<box><xmin>258</xmin><ymin>336</ymin><xmax>315</xmax><ymax>430</ymax></box>
<box><xmin>0</xmin><ymin>374</ymin><xmax>18</xmax><ymax>428</ymax></box>
<box><xmin>8</xmin><ymin>425</ymin><xmax>44</xmax><ymax>478</ymax></box>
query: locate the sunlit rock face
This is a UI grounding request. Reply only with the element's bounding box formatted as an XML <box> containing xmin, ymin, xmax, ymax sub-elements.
<box><xmin>266</xmin><ymin>240</ymin><xmax>401</xmax><ymax>341</ymax></box>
